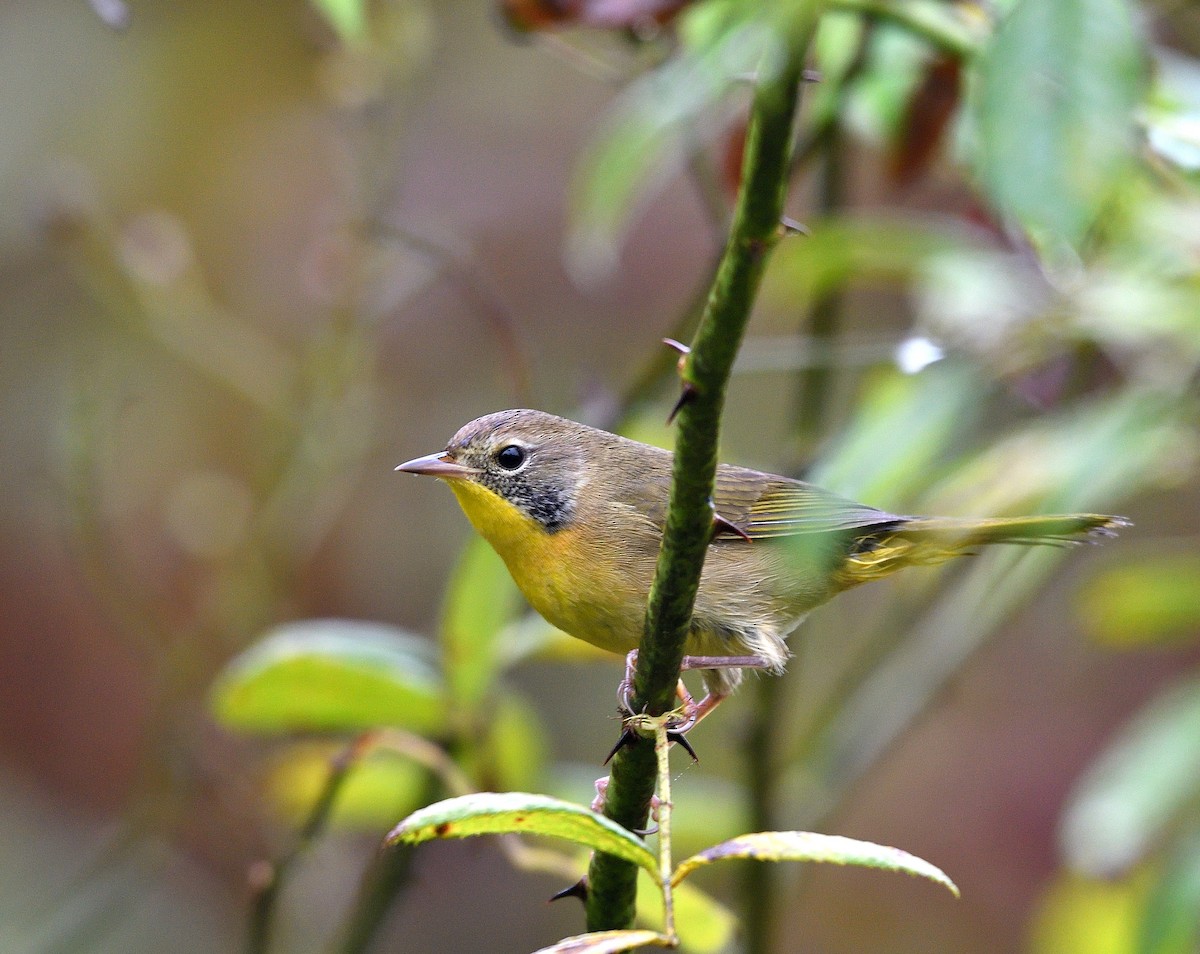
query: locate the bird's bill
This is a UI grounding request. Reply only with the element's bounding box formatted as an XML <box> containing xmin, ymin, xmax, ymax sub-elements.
<box><xmin>394</xmin><ymin>451</ymin><xmax>477</xmax><ymax>479</ymax></box>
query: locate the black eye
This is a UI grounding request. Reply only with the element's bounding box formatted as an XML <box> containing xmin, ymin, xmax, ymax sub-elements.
<box><xmin>496</xmin><ymin>444</ymin><xmax>526</xmax><ymax>470</ymax></box>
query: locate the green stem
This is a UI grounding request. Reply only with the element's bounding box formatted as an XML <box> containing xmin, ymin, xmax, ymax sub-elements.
<box><xmin>247</xmin><ymin>735</ymin><xmax>368</xmax><ymax>954</ymax></box>
<box><xmin>827</xmin><ymin>0</ymin><xmax>981</xmax><ymax>58</ymax></box>
<box><xmin>332</xmin><ymin>843</ymin><xmax>421</xmax><ymax>954</ymax></box>
<box><xmin>585</xmin><ymin>13</ymin><xmax>817</xmax><ymax>932</ymax></box>
<box><xmin>743</xmin><ymin>671</ymin><xmax>783</xmax><ymax>954</ymax></box>
<box><xmin>650</xmin><ymin>717</ymin><xmax>677</xmax><ymax>940</ymax></box>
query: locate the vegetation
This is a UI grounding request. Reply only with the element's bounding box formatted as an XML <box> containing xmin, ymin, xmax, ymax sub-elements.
<box><xmin>5</xmin><ymin>0</ymin><xmax>1200</xmax><ymax>952</ymax></box>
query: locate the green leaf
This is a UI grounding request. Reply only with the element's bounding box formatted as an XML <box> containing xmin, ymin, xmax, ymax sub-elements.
<box><xmin>477</xmin><ymin>691</ymin><xmax>549</xmax><ymax>793</ymax></box>
<box><xmin>266</xmin><ymin>742</ymin><xmax>430</xmax><ymax>830</ymax></box>
<box><xmin>1060</xmin><ymin>676</ymin><xmax>1200</xmax><ymax>877</ymax></box>
<box><xmin>971</xmin><ymin>0</ymin><xmax>1144</xmax><ymax>248</ymax></box>
<box><xmin>671</xmin><ymin>830</ymin><xmax>959</xmax><ymax>896</ymax></box>
<box><xmin>1029</xmin><ymin>871</ymin><xmax>1146</xmax><ymax>954</ymax></box>
<box><xmin>926</xmin><ymin>390</ymin><xmax>1185</xmax><ymax>517</ymax></box>
<box><xmin>762</xmin><ymin>216</ymin><xmax>970</xmax><ymax>314</ymax></box>
<box><xmin>440</xmin><ymin>538</ymin><xmax>522</xmax><ymax>713</ymax></box>
<box><xmin>1077</xmin><ymin>552</ymin><xmax>1200</xmax><ymax>647</ymax></box>
<box><xmin>386</xmin><ymin>792</ymin><xmax>659</xmax><ymax>878</ymax></box>
<box><xmin>530</xmin><ymin>930</ymin><xmax>670</xmax><ymax>954</ymax></box>
<box><xmin>311</xmin><ymin>0</ymin><xmax>367</xmax><ymax>44</ymax></box>
<box><xmin>1137</xmin><ymin>832</ymin><xmax>1200</xmax><ymax>954</ymax></box>
<box><xmin>211</xmin><ymin>619</ymin><xmax>446</xmax><ymax>734</ymax></box>
<box><xmin>567</xmin><ymin>9</ymin><xmax>770</xmax><ymax>277</ymax></box>
<box><xmin>808</xmin><ymin>362</ymin><xmax>980</xmax><ymax>507</ymax></box>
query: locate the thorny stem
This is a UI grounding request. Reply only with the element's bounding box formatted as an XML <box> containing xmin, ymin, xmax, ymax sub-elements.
<box><xmin>584</xmin><ymin>10</ymin><xmax>818</xmax><ymax>932</ymax></box>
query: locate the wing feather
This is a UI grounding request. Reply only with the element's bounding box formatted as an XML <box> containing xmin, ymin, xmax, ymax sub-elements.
<box><xmin>713</xmin><ymin>466</ymin><xmax>904</xmax><ymax>541</ymax></box>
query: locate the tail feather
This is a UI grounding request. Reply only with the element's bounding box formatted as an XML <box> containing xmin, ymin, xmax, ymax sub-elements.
<box><xmin>896</xmin><ymin>513</ymin><xmax>1130</xmax><ymax>546</ymax></box>
<box><xmin>836</xmin><ymin>513</ymin><xmax>1129</xmax><ymax>587</ymax></box>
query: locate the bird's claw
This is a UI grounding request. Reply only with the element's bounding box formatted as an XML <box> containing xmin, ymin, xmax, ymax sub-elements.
<box><xmin>604</xmin><ymin>709</ymin><xmax>701</xmax><ymax>765</ymax></box>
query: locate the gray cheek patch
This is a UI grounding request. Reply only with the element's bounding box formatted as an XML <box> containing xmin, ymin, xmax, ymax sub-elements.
<box><xmin>477</xmin><ymin>471</ymin><xmax>574</xmax><ymax>534</ymax></box>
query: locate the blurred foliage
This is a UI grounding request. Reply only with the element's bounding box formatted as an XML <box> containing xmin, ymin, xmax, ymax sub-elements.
<box><xmin>5</xmin><ymin>0</ymin><xmax>1198</xmax><ymax>951</ymax></box>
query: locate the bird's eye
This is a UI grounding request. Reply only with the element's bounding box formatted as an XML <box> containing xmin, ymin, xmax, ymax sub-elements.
<box><xmin>496</xmin><ymin>444</ymin><xmax>526</xmax><ymax>471</ymax></box>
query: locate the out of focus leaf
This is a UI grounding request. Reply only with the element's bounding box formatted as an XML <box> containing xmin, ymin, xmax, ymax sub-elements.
<box><xmin>501</xmin><ymin>0</ymin><xmax>693</xmax><ymax>32</ymax></box>
<box><xmin>387</xmin><ymin>792</ymin><xmax>659</xmax><ymax>877</ymax></box>
<box><xmin>1138</xmin><ymin>832</ymin><xmax>1200</xmax><ymax>954</ymax></box>
<box><xmin>266</xmin><ymin>742</ymin><xmax>429</xmax><ymax>830</ymax></box>
<box><xmin>1146</xmin><ymin>48</ymin><xmax>1200</xmax><ymax>175</ymax></box>
<box><xmin>1145</xmin><ymin>113</ymin><xmax>1200</xmax><ymax>173</ymax></box>
<box><xmin>808</xmin><ymin>362</ymin><xmax>980</xmax><ymax>507</ymax></box>
<box><xmin>888</xmin><ymin>55</ymin><xmax>962</xmax><ymax>185</ymax></box>
<box><xmin>763</xmin><ymin>216</ymin><xmax>970</xmax><ymax>312</ymax></box>
<box><xmin>567</xmin><ymin>5</ymin><xmax>769</xmax><ymax>276</ymax></box>
<box><xmin>1029</xmin><ymin>870</ymin><xmax>1146</xmax><ymax>954</ymax></box>
<box><xmin>971</xmin><ymin>0</ymin><xmax>1143</xmax><ymax>248</ymax></box>
<box><xmin>477</xmin><ymin>691</ymin><xmax>549</xmax><ymax>792</ymax></box>
<box><xmin>635</xmin><ymin>871</ymin><xmax>736</xmax><ymax>953</ymax></box>
<box><xmin>1059</xmin><ymin>676</ymin><xmax>1200</xmax><ymax>877</ymax></box>
<box><xmin>671</xmin><ymin>831</ymin><xmax>959</xmax><ymax>896</ymax></box>
<box><xmin>440</xmin><ymin>538</ymin><xmax>522</xmax><ymax>713</ymax></box>
<box><xmin>495</xmin><ymin>614</ymin><xmax>613</xmax><ymax>668</ymax></box>
<box><xmin>813</xmin><ymin>391</ymin><xmax>1183</xmax><ymax>790</ymax></box>
<box><xmin>1077</xmin><ymin>552</ymin><xmax>1200</xmax><ymax>647</ymax></box>
<box><xmin>840</xmin><ymin>20</ymin><xmax>934</xmax><ymax>144</ymax></box>
<box><xmin>312</xmin><ymin>0</ymin><xmax>367</xmax><ymax>43</ymax></box>
<box><xmin>211</xmin><ymin>619</ymin><xmax>446</xmax><ymax>734</ymax></box>
<box><xmin>927</xmin><ymin>391</ymin><xmax>1191</xmax><ymax>519</ymax></box>
<box><xmin>531</xmin><ymin>930</ymin><xmax>670</xmax><ymax>954</ymax></box>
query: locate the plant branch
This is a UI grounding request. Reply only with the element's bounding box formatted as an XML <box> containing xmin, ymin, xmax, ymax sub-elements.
<box><xmin>584</xmin><ymin>11</ymin><xmax>817</xmax><ymax>932</ymax></box>
<box><xmin>248</xmin><ymin>734</ymin><xmax>373</xmax><ymax>954</ymax></box>
<box><xmin>827</xmin><ymin>0</ymin><xmax>981</xmax><ymax>59</ymax></box>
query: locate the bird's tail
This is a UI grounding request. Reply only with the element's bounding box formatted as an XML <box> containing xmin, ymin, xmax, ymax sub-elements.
<box><xmin>898</xmin><ymin>513</ymin><xmax>1129</xmax><ymax>546</ymax></box>
<box><xmin>837</xmin><ymin>513</ymin><xmax>1129</xmax><ymax>586</ymax></box>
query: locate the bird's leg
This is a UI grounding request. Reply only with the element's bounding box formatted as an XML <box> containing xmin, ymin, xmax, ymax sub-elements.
<box><xmin>610</xmin><ymin>650</ymin><xmax>772</xmax><ymax>762</ymax></box>
<box><xmin>667</xmin><ymin>654</ymin><xmax>775</xmax><ymax>733</ymax></box>
<box><xmin>616</xmin><ymin>649</ymin><xmax>639</xmax><ymax>715</ymax></box>
<box><xmin>610</xmin><ymin>650</ymin><xmax>699</xmax><ymax>763</ymax></box>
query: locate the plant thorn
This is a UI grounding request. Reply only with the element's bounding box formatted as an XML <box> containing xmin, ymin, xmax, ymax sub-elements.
<box><xmin>667</xmin><ymin>382</ymin><xmax>698</xmax><ymax>424</ymax></box>
<box><xmin>548</xmin><ymin>878</ymin><xmax>589</xmax><ymax>905</ymax></box>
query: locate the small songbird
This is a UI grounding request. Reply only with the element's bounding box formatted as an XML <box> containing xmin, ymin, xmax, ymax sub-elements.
<box><xmin>397</xmin><ymin>409</ymin><xmax>1126</xmax><ymax>727</ymax></box>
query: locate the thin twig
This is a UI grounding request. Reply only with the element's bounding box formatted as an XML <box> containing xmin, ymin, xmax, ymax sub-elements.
<box><xmin>827</xmin><ymin>0</ymin><xmax>982</xmax><ymax>59</ymax></box>
<box><xmin>368</xmin><ymin>221</ymin><xmax>533</xmax><ymax>405</ymax></box>
<box><xmin>651</xmin><ymin>717</ymin><xmax>677</xmax><ymax>940</ymax></box>
<box><xmin>248</xmin><ymin>734</ymin><xmax>373</xmax><ymax>954</ymax></box>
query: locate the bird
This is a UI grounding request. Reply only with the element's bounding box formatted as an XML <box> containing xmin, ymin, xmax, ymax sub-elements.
<box><xmin>396</xmin><ymin>409</ymin><xmax>1126</xmax><ymax>730</ymax></box>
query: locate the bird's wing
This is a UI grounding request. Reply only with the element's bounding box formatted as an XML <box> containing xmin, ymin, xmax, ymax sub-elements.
<box><xmin>714</xmin><ymin>467</ymin><xmax>904</xmax><ymax>540</ymax></box>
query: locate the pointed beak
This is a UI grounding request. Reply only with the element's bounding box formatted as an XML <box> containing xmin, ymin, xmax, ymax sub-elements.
<box><xmin>394</xmin><ymin>451</ymin><xmax>477</xmax><ymax>479</ymax></box>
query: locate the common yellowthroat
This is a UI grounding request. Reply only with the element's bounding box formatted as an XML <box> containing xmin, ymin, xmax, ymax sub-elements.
<box><xmin>397</xmin><ymin>409</ymin><xmax>1125</xmax><ymax>724</ymax></box>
